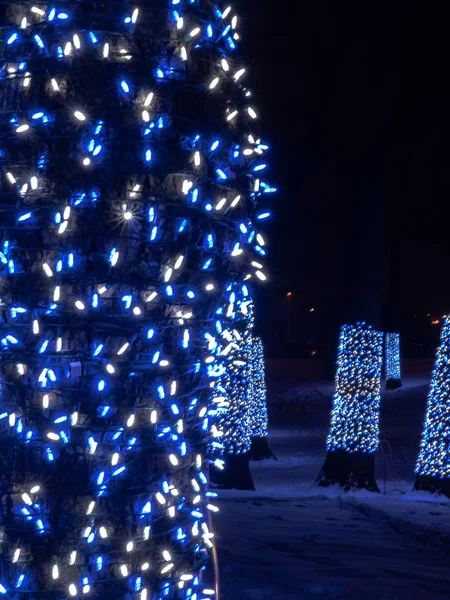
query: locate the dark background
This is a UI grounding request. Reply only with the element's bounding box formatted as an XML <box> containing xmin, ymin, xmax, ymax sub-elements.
<box><xmin>240</xmin><ymin>1</ymin><xmax>450</xmax><ymax>359</ymax></box>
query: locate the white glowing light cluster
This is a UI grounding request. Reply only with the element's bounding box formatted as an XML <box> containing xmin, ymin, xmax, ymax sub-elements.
<box><xmin>415</xmin><ymin>317</ymin><xmax>450</xmax><ymax>480</ymax></box>
<box><xmin>385</xmin><ymin>332</ymin><xmax>401</xmax><ymax>381</ymax></box>
<box><xmin>248</xmin><ymin>336</ymin><xmax>269</xmax><ymax>439</ymax></box>
<box><xmin>0</xmin><ymin>0</ymin><xmax>274</xmax><ymax>597</ymax></box>
<box><xmin>327</xmin><ymin>323</ymin><xmax>383</xmax><ymax>454</ymax></box>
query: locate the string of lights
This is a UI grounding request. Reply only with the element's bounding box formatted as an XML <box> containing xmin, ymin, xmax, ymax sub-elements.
<box><xmin>247</xmin><ymin>335</ymin><xmax>274</xmax><ymax>461</ymax></box>
<box><xmin>385</xmin><ymin>332</ymin><xmax>402</xmax><ymax>389</ymax></box>
<box><xmin>0</xmin><ymin>1</ymin><xmax>274</xmax><ymax>596</ymax></box>
<box><xmin>214</xmin><ymin>294</ymin><xmax>252</xmax><ymax>458</ymax></box>
<box><xmin>209</xmin><ymin>292</ymin><xmax>255</xmax><ymax>489</ymax></box>
<box><xmin>248</xmin><ymin>336</ymin><xmax>268</xmax><ymax>440</ymax></box>
<box><xmin>317</xmin><ymin>322</ymin><xmax>383</xmax><ymax>491</ymax></box>
<box><xmin>415</xmin><ymin>317</ymin><xmax>450</xmax><ymax>496</ymax></box>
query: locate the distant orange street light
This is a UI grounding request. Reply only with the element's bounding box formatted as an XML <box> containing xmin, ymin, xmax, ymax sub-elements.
<box><xmin>286</xmin><ymin>292</ymin><xmax>292</xmax><ymax>297</ymax></box>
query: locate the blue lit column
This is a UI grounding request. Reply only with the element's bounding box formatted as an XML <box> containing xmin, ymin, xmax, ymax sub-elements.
<box><xmin>248</xmin><ymin>336</ymin><xmax>276</xmax><ymax>460</ymax></box>
<box><xmin>209</xmin><ymin>291</ymin><xmax>255</xmax><ymax>490</ymax></box>
<box><xmin>317</xmin><ymin>322</ymin><xmax>383</xmax><ymax>491</ymax></box>
<box><xmin>0</xmin><ymin>1</ymin><xmax>274</xmax><ymax>596</ymax></box>
<box><xmin>415</xmin><ymin>318</ymin><xmax>450</xmax><ymax>496</ymax></box>
<box><xmin>385</xmin><ymin>332</ymin><xmax>402</xmax><ymax>389</ymax></box>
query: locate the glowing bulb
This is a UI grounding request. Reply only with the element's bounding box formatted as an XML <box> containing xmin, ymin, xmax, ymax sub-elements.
<box><xmin>144</xmin><ymin>92</ymin><xmax>154</xmax><ymax>107</ymax></box>
<box><xmin>117</xmin><ymin>343</ymin><xmax>129</xmax><ymax>355</ymax></box>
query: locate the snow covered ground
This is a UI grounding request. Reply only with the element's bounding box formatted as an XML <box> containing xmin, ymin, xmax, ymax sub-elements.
<box><xmin>213</xmin><ymin>377</ymin><xmax>450</xmax><ymax>599</ymax></box>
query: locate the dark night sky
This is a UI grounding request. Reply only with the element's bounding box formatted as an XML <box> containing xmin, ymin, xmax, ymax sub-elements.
<box><xmin>238</xmin><ymin>1</ymin><xmax>450</xmax><ymax>357</ymax></box>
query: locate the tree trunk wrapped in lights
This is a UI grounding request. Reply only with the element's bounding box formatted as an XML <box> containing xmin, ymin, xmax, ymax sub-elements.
<box><xmin>0</xmin><ymin>1</ymin><xmax>274</xmax><ymax>597</ymax></box>
<box><xmin>415</xmin><ymin>317</ymin><xmax>450</xmax><ymax>497</ymax></box>
<box><xmin>317</xmin><ymin>322</ymin><xmax>383</xmax><ymax>491</ymax></box>
<box><xmin>210</xmin><ymin>293</ymin><xmax>255</xmax><ymax>490</ymax></box>
<box><xmin>248</xmin><ymin>336</ymin><xmax>275</xmax><ymax>461</ymax></box>
<box><xmin>385</xmin><ymin>332</ymin><xmax>402</xmax><ymax>389</ymax></box>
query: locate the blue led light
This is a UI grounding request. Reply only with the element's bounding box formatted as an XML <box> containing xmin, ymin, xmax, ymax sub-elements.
<box><xmin>253</xmin><ymin>163</ymin><xmax>267</xmax><ymax>172</ymax></box>
<box><xmin>34</xmin><ymin>35</ymin><xmax>44</xmax><ymax>49</ymax></box>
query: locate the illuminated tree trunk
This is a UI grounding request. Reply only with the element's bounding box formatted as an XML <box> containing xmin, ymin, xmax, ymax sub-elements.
<box><xmin>385</xmin><ymin>332</ymin><xmax>402</xmax><ymax>389</ymax></box>
<box><xmin>0</xmin><ymin>2</ymin><xmax>273</xmax><ymax>596</ymax></box>
<box><xmin>248</xmin><ymin>336</ymin><xmax>276</xmax><ymax>461</ymax></box>
<box><xmin>317</xmin><ymin>322</ymin><xmax>383</xmax><ymax>491</ymax></box>
<box><xmin>415</xmin><ymin>318</ymin><xmax>450</xmax><ymax>496</ymax></box>
<box><xmin>210</xmin><ymin>296</ymin><xmax>255</xmax><ymax>490</ymax></box>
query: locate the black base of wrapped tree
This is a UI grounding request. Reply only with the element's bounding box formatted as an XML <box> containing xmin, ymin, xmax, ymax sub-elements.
<box><xmin>250</xmin><ymin>436</ymin><xmax>277</xmax><ymax>461</ymax></box>
<box><xmin>210</xmin><ymin>452</ymin><xmax>255</xmax><ymax>490</ymax></box>
<box><xmin>386</xmin><ymin>378</ymin><xmax>402</xmax><ymax>390</ymax></box>
<box><xmin>316</xmin><ymin>449</ymin><xmax>379</xmax><ymax>492</ymax></box>
<box><xmin>414</xmin><ymin>475</ymin><xmax>450</xmax><ymax>498</ymax></box>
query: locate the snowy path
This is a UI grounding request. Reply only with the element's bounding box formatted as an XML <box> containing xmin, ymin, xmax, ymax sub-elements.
<box><xmin>213</xmin><ymin>381</ymin><xmax>450</xmax><ymax>599</ymax></box>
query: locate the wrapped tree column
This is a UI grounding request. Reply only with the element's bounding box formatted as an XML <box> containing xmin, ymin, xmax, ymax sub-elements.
<box><xmin>248</xmin><ymin>336</ymin><xmax>275</xmax><ymax>460</ymax></box>
<box><xmin>210</xmin><ymin>292</ymin><xmax>255</xmax><ymax>490</ymax></box>
<box><xmin>0</xmin><ymin>1</ymin><xmax>274</xmax><ymax>597</ymax></box>
<box><xmin>415</xmin><ymin>318</ymin><xmax>450</xmax><ymax>496</ymax></box>
<box><xmin>385</xmin><ymin>332</ymin><xmax>402</xmax><ymax>389</ymax></box>
<box><xmin>317</xmin><ymin>322</ymin><xmax>383</xmax><ymax>491</ymax></box>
